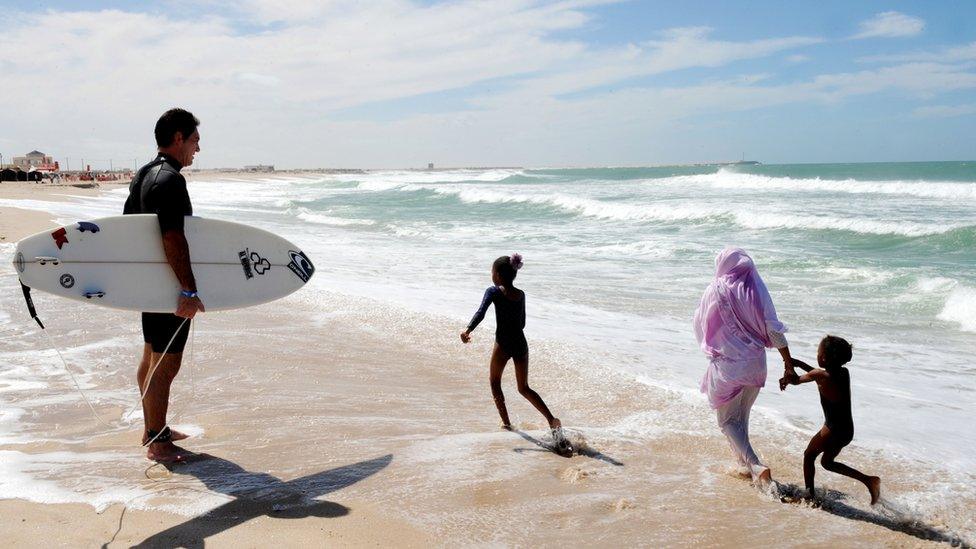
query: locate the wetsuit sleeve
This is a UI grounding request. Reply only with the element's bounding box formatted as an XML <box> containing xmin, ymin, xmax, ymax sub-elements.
<box><xmin>150</xmin><ymin>173</ymin><xmax>190</xmax><ymax>234</ymax></box>
<box><xmin>466</xmin><ymin>287</ymin><xmax>496</xmax><ymax>332</ymax></box>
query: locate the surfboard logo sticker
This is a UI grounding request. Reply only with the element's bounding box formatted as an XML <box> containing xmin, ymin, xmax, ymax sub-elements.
<box><xmin>239</xmin><ymin>248</ymin><xmax>271</xmax><ymax>280</ymax></box>
<box><xmin>287</xmin><ymin>250</ymin><xmax>314</xmax><ymax>283</ymax></box>
<box><xmin>77</xmin><ymin>221</ymin><xmax>100</xmax><ymax>233</ymax></box>
<box><xmin>251</xmin><ymin>252</ymin><xmax>270</xmax><ymax>275</ymax></box>
<box><xmin>51</xmin><ymin>227</ymin><xmax>69</xmax><ymax>249</ymax></box>
<box><xmin>14</xmin><ymin>252</ymin><xmax>25</xmax><ymax>273</ymax></box>
<box><xmin>59</xmin><ymin>274</ymin><xmax>75</xmax><ymax>288</ymax></box>
<box><xmin>238</xmin><ymin>250</ymin><xmax>254</xmax><ymax>279</ymax></box>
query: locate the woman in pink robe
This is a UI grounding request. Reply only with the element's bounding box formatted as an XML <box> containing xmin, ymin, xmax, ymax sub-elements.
<box><xmin>694</xmin><ymin>247</ymin><xmax>793</xmax><ymax>483</ymax></box>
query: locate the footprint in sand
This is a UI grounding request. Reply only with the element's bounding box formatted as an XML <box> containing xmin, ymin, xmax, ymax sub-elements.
<box><xmin>560</xmin><ymin>467</ymin><xmax>594</xmax><ymax>484</ymax></box>
<box><xmin>611</xmin><ymin>498</ymin><xmax>636</xmax><ymax>512</ymax></box>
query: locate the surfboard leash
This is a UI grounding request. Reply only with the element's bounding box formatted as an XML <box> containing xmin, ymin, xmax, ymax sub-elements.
<box><xmin>20</xmin><ymin>278</ymin><xmax>197</xmax><ymax>439</ymax></box>
<box><xmin>20</xmin><ymin>279</ymin><xmax>121</xmax><ymax>429</ymax></box>
<box><xmin>19</xmin><ymin>280</ymin><xmax>44</xmax><ymax>329</ymax></box>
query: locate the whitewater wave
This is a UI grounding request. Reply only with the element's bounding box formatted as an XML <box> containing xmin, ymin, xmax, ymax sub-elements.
<box><xmin>659</xmin><ymin>169</ymin><xmax>976</xmax><ymax>201</ymax></box>
<box><xmin>355</xmin><ymin>169</ymin><xmax>523</xmax><ymax>191</ymax></box>
<box><xmin>819</xmin><ymin>266</ymin><xmax>896</xmax><ymax>285</ymax></box>
<box><xmin>733</xmin><ymin>211</ymin><xmax>954</xmax><ymax>237</ymax></box>
<box><xmin>294</xmin><ymin>208</ymin><xmax>376</xmax><ymax>227</ymax></box>
<box><xmin>939</xmin><ymin>285</ymin><xmax>976</xmax><ymax>333</ymax></box>
<box><xmin>349</xmin><ymin>183</ymin><xmax>963</xmax><ymax>237</ymax></box>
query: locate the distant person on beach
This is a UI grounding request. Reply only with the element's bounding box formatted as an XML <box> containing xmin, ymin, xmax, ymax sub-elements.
<box><xmin>122</xmin><ymin>108</ymin><xmax>204</xmax><ymax>463</ymax></box>
<box><xmin>779</xmin><ymin>335</ymin><xmax>881</xmax><ymax>504</ymax></box>
<box><xmin>694</xmin><ymin>247</ymin><xmax>793</xmax><ymax>484</ymax></box>
<box><xmin>460</xmin><ymin>254</ymin><xmax>570</xmax><ymax>449</ymax></box>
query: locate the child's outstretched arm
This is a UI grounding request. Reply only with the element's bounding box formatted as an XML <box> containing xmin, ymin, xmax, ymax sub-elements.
<box><xmin>789</xmin><ymin>367</ymin><xmax>827</xmax><ymax>385</ymax></box>
<box><xmin>779</xmin><ymin>357</ymin><xmax>817</xmax><ymax>390</ymax></box>
<box><xmin>460</xmin><ymin>287</ymin><xmax>495</xmax><ymax>343</ymax></box>
<box><xmin>790</xmin><ymin>358</ymin><xmax>815</xmax><ymax>372</ymax></box>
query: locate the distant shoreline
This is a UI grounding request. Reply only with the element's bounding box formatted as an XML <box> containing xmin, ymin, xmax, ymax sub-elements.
<box><xmin>180</xmin><ymin>159</ymin><xmax>974</xmax><ymax>173</ymax></box>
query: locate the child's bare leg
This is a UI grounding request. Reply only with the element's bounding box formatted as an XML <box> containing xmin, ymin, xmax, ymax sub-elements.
<box><xmin>803</xmin><ymin>428</ymin><xmax>828</xmax><ymax>499</ymax></box>
<box><xmin>821</xmin><ymin>445</ymin><xmax>881</xmax><ymax>505</ymax></box>
<box><xmin>513</xmin><ymin>355</ymin><xmax>559</xmax><ymax>429</ymax></box>
<box><xmin>489</xmin><ymin>345</ymin><xmax>511</xmax><ymax>428</ymax></box>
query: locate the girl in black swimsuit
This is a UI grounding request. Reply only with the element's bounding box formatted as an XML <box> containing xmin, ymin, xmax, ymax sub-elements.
<box><xmin>461</xmin><ymin>254</ymin><xmax>563</xmax><ymax>435</ymax></box>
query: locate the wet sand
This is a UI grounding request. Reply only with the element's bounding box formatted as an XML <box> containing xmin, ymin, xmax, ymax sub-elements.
<box><xmin>0</xmin><ymin>184</ymin><xmax>973</xmax><ymax>547</ymax></box>
<box><xmin>1</xmin><ymin>292</ymin><xmax>971</xmax><ymax>546</ymax></box>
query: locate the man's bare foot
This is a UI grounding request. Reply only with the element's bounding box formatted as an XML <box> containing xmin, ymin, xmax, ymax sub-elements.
<box><xmin>867</xmin><ymin>476</ymin><xmax>881</xmax><ymax>505</ymax></box>
<box><xmin>500</xmin><ymin>423</ymin><xmax>512</xmax><ymax>431</ymax></box>
<box><xmin>142</xmin><ymin>429</ymin><xmax>189</xmax><ymax>445</ymax></box>
<box><xmin>549</xmin><ymin>417</ymin><xmax>562</xmax><ymax>430</ymax></box>
<box><xmin>146</xmin><ymin>442</ymin><xmax>192</xmax><ymax>463</ymax></box>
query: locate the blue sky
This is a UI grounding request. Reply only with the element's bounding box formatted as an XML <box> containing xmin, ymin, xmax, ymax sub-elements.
<box><xmin>1</xmin><ymin>1</ymin><xmax>974</xmax><ymax>168</ymax></box>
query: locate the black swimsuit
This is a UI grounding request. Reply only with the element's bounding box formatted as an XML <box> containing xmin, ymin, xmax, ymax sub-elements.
<box><xmin>821</xmin><ymin>367</ymin><xmax>854</xmax><ymax>444</ymax></box>
<box><xmin>467</xmin><ymin>286</ymin><xmax>528</xmax><ymax>358</ymax></box>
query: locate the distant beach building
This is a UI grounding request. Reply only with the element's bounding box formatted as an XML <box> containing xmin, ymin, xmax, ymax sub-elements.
<box><xmin>244</xmin><ymin>164</ymin><xmax>274</xmax><ymax>172</ymax></box>
<box><xmin>13</xmin><ymin>150</ymin><xmax>54</xmax><ymax>170</ymax></box>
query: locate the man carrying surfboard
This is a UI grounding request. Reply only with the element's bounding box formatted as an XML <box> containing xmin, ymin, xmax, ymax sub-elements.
<box><xmin>123</xmin><ymin>108</ymin><xmax>205</xmax><ymax>463</ymax></box>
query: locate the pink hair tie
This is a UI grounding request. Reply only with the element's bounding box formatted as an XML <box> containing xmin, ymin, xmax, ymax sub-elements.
<box><xmin>510</xmin><ymin>253</ymin><xmax>523</xmax><ymax>271</ymax></box>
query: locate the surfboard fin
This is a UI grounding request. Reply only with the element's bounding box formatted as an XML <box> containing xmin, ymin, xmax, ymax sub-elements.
<box><xmin>20</xmin><ymin>280</ymin><xmax>45</xmax><ymax>329</ymax></box>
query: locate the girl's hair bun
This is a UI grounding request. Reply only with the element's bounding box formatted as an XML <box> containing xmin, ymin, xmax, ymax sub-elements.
<box><xmin>510</xmin><ymin>253</ymin><xmax>523</xmax><ymax>271</ymax></box>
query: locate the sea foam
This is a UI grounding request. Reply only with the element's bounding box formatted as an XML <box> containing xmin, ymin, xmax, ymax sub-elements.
<box><xmin>939</xmin><ymin>285</ymin><xmax>976</xmax><ymax>333</ymax></box>
<box><xmin>352</xmin><ymin>182</ymin><xmax>963</xmax><ymax>237</ymax></box>
<box><xmin>663</xmin><ymin>169</ymin><xmax>976</xmax><ymax>201</ymax></box>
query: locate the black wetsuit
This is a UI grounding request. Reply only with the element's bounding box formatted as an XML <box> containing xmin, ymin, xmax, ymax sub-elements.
<box><xmin>123</xmin><ymin>154</ymin><xmax>193</xmax><ymax>354</ymax></box>
<box><xmin>467</xmin><ymin>286</ymin><xmax>528</xmax><ymax>358</ymax></box>
<box><xmin>821</xmin><ymin>367</ymin><xmax>854</xmax><ymax>444</ymax></box>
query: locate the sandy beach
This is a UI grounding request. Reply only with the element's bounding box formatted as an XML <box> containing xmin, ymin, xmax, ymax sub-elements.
<box><xmin>0</xmin><ymin>181</ymin><xmax>125</xmax><ymax>242</ymax></box>
<box><xmin>1</xmin><ymin>180</ymin><xmax>973</xmax><ymax>547</ymax></box>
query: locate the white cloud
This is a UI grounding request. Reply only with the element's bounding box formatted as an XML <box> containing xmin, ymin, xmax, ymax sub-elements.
<box><xmin>236</xmin><ymin>72</ymin><xmax>282</xmax><ymax>87</ymax></box>
<box><xmin>913</xmin><ymin>104</ymin><xmax>976</xmax><ymax>118</ymax></box>
<box><xmin>471</xmin><ymin>27</ymin><xmax>821</xmax><ymax>108</ymax></box>
<box><xmin>858</xmin><ymin>41</ymin><xmax>976</xmax><ymax>63</ymax></box>
<box><xmin>786</xmin><ymin>54</ymin><xmax>810</xmax><ymax>63</ymax></box>
<box><xmin>852</xmin><ymin>11</ymin><xmax>924</xmax><ymax>39</ymax></box>
<box><xmin>0</xmin><ymin>3</ymin><xmax>971</xmax><ymax>168</ymax></box>
<box><xmin>0</xmin><ymin>3</ymin><xmax>823</xmax><ymax>167</ymax></box>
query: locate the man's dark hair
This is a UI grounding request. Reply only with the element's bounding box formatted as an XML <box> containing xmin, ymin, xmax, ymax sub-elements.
<box><xmin>820</xmin><ymin>335</ymin><xmax>853</xmax><ymax>368</ymax></box>
<box><xmin>155</xmin><ymin>108</ymin><xmax>200</xmax><ymax>147</ymax></box>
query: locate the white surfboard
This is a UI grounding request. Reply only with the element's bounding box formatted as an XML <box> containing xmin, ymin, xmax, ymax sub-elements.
<box><xmin>13</xmin><ymin>215</ymin><xmax>315</xmax><ymax>312</ymax></box>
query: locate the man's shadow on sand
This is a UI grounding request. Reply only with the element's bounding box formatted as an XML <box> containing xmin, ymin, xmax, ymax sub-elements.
<box><xmin>121</xmin><ymin>453</ymin><xmax>392</xmax><ymax>549</ymax></box>
<box><xmin>775</xmin><ymin>482</ymin><xmax>972</xmax><ymax>548</ymax></box>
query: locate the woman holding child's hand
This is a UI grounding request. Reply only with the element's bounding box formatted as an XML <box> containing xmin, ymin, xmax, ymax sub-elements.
<box><xmin>694</xmin><ymin>247</ymin><xmax>791</xmax><ymax>485</ymax></box>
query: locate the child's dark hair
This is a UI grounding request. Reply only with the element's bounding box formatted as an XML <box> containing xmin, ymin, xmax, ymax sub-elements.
<box><xmin>492</xmin><ymin>253</ymin><xmax>523</xmax><ymax>286</ymax></box>
<box><xmin>820</xmin><ymin>335</ymin><xmax>853</xmax><ymax>368</ymax></box>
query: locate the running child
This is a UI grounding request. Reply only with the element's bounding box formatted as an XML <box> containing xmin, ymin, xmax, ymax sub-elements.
<box><xmin>780</xmin><ymin>335</ymin><xmax>881</xmax><ymax>504</ymax></box>
<box><xmin>460</xmin><ymin>254</ymin><xmax>570</xmax><ymax>452</ymax></box>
